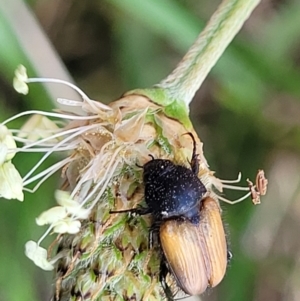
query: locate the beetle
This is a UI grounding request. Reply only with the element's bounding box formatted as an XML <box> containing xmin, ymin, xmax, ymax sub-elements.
<box><xmin>159</xmin><ymin>196</ymin><xmax>227</xmax><ymax>296</ymax></box>
<box><xmin>111</xmin><ymin>133</ymin><xmax>228</xmax><ymax>297</ymax></box>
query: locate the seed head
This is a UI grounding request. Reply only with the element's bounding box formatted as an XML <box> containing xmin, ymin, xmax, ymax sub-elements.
<box><xmin>0</xmin><ymin>65</ymin><xmax>267</xmax><ymax>300</ymax></box>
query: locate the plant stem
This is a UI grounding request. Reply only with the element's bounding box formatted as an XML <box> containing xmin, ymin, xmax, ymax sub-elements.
<box><xmin>157</xmin><ymin>0</ymin><xmax>261</xmax><ymax>106</ymax></box>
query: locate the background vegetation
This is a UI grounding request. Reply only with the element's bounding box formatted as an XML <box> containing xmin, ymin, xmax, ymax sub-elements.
<box><xmin>1</xmin><ymin>0</ymin><xmax>300</xmax><ymax>301</ymax></box>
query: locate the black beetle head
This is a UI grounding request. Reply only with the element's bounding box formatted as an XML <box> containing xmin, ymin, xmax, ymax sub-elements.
<box><xmin>143</xmin><ymin>134</ymin><xmax>206</xmax><ymax>219</ymax></box>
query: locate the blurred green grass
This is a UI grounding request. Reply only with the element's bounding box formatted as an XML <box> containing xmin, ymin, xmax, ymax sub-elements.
<box><xmin>1</xmin><ymin>1</ymin><xmax>300</xmax><ymax>301</ymax></box>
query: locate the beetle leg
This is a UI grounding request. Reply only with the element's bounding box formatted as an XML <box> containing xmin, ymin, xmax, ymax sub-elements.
<box><xmin>149</xmin><ymin>220</ymin><xmax>161</xmax><ymax>249</ymax></box>
<box><xmin>109</xmin><ymin>206</ymin><xmax>151</xmax><ymax>216</ymax></box>
<box><xmin>159</xmin><ymin>260</ymin><xmax>175</xmax><ymax>301</ymax></box>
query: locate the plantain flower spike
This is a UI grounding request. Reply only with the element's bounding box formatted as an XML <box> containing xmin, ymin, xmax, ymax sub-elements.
<box><xmin>1</xmin><ymin>1</ymin><xmax>267</xmax><ymax>300</ymax></box>
<box><xmin>7</xmin><ymin>65</ymin><xmax>212</xmax><ymax>300</ymax></box>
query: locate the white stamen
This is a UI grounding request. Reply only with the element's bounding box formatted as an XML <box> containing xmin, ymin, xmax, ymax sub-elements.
<box><xmin>37</xmin><ymin>226</ymin><xmax>54</xmax><ymax>246</ymax></box>
<box><xmin>72</xmin><ymin>145</ymin><xmax>124</xmax><ymax>215</ymax></box>
<box><xmin>89</xmin><ymin>158</ymin><xmax>122</xmax><ymax>210</ymax></box>
<box><xmin>13</xmin><ymin>136</ymin><xmax>59</xmax><ymax>147</ymax></box>
<box><xmin>1</xmin><ymin>110</ymin><xmax>99</xmax><ymax>127</ymax></box>
<box><xmin>23</xmin><ymin>77</ymin><xmax>112</xmax><ymax>112</ymax></box>
<box><xmin>22</xmin><ymin>124</ymin><xmax>100</xmax><ymax>182</ymax></box>
<box><xmin>10</xmin><ymin>145</ymin><xmax>74</xmax><ymax>154</ymax></box>
<box><xmin>23</xmin><ymin>157</ymin><xmax>73</xmax><ymax>189</ymax></box>
<box><xmin>217</xmin><ymin>191</ymin><xmax>252</xmax><ymax>205</ymax></box>
<box><xmin>71</xmin><ymin>140</ymin><xmax>115</xmax><ymax>195</ymax></box>
<box><xmin>219</xmin><ymin>172</ymin><xmax>242</xmax><ymax>184</ymax></box>
<box><xmin>21</xmin><ymin>124</ymin><xmax>96</xmax><ymax>151</ymax></box>
<box><xmin>26</xmin><ymin>77</ymin><xmax>91</xmax><ymax>102</ymax></box>
<box><xmin>222</xmin><ymin>183</ymin><xmax>250</xmax><ymax>191</ymax></box>
<box><xmin>57</xmin><ymin>98</ymin><xmax>86</xmax><ymax>107</ymax></box>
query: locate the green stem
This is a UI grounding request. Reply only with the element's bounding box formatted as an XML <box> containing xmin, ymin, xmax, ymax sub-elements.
<box><xmin>156</xmin><ymin>0</ymin><xmax>261</xmax><ymax>106</ymax></box>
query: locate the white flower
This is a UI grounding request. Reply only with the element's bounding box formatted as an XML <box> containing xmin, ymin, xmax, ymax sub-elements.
<box><xmin>55</xmin><ymin>190</ymin><xmax>90</xmax><ymax>219</ymax></box>
<box><xmin>53</xmin><ymin>218</ymin><xmax>81</xmax><ymax>234</ymax></box>
<box><xmin>13</xmin><ymin>65</ymin><xmax>29</xmax><ymax>95</ymax></box>
<box><xmin>0</xmin><ymin>125</ymin><xmax>17</xmax><ymax>161</ymax></box>
<box><xmin>35</xmin><ymin>191</ymin><xmax>90</xmax><ymax>237</ymax></box>
<box><xmin>0</xmin><ymin>161</ymin><xmax>23</xmax><ymax>201</ymax></box>
<box><xmin>35</xmin><ymin>206</ymin><xmax>68</xmax><ymax>226</ymax></box>
<box><xmin>0</xmin><ymin>144</ymin><xmax>8</xmax><ymax>165</ymax></box>
<box><xmin>25</xmin><ymin>241</ymin><xmax>54</xmax><ymax>271</ymax></box>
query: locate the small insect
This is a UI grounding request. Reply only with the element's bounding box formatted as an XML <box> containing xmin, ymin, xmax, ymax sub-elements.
<box><xmin>111</xmin><ymin>133</ymin><xmax>228</xmax><ymax>298</ymax></box>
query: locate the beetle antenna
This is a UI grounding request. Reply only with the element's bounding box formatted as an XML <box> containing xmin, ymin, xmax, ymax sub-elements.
<box><xmin>182</xmin><ymin>132</ymin><xmax>199</xmax><ymax>175</ymax></box>
<box><xmin>136</xmin><ymin>154</ymin><xmax>155</xmax><ymax>168</ymax></box>
<box><xmin>149</xmin><ymin>154</ymin><xmax>155</xmax><ymax>160</ymax></box>
<box><xmin>136</xmin><ymin>162</ymin><xmax>143</xmax><ymax>168</ymax></box>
